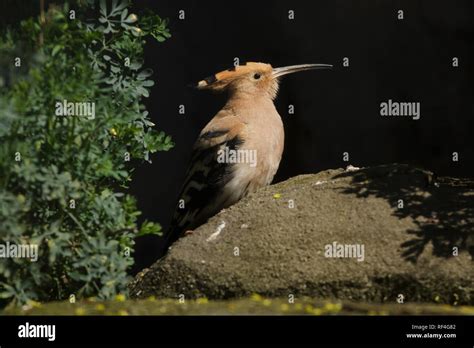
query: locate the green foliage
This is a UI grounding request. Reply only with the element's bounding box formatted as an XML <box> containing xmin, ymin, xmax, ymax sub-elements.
<box><xmin>0</xmin><ymin>0</ymin><xmax>172</xmax><ymax>305</ymax></box>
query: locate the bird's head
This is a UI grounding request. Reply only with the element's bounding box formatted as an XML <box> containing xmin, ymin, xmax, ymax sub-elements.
<box><xmin>194</xmin><ymin>62</ymin><xmax>332</xmax><ymax>100</ymax></box>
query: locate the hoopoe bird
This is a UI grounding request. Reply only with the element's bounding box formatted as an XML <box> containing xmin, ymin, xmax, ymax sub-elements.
<box><xmin>164</xmin><ymin>62</ymin><xmax>332</xmax><ymax>249</ymax></box>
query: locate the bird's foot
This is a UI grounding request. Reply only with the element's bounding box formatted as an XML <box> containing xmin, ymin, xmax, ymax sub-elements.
<box><xmin>184</xmin><ymin>230</ymin><xmax>194</xmax><ymax>236</ymax></box>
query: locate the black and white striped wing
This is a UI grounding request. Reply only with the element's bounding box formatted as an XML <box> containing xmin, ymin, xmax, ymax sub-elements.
<box><xmin>164</xmin><ymin>127</ymin><xmax>243</xmax><ymax>248</ymax></box>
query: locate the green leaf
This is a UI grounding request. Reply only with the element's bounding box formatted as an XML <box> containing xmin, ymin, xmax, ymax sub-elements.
<box><xmin>137</xmin><ymin>69</ymin><xmax>152</xmax><ymax>80</ymax></box>
<box><xmin>142</xmin><ymin>80</ymin><xmax>154</xmax><ymax>87</ymax></box>
<box><xmin>137</xmin><ymin>221</ymin><xmax>162</xmax><ymax>237</ymax></box>
<box><xmin>51</xmin><ymin>45</ymin><xmax>62</xmax><ymax>57</ymax></box>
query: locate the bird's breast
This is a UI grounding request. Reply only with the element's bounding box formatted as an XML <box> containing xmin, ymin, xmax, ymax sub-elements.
<box><xmin>230</xmin><ymin>106</ymin><xmax>284</xmax><ymax>196</ymax></box>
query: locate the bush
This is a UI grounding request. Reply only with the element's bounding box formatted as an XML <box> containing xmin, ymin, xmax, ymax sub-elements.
<box><xmin>0</xmin><ymin>0</ymin><xmax>172</xmax><ymax>305</ymax></box>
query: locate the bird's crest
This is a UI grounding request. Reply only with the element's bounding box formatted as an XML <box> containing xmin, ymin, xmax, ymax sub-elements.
<box><xmin>195</xmin><ymin>62</ymin><xmax>272</xmax><ymax>90</ymax></box>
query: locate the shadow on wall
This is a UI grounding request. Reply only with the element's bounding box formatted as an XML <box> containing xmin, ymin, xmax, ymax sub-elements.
<box><xmin>334</xmin><ymin>165</ymin><xmax>474</xmax><ymax>263</ymax></box>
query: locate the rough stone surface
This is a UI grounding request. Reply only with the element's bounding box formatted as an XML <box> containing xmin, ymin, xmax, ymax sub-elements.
<box><xmin>129</xmin><ymin>164</ymin><xmax>474</xmax><ymax>304</ymax></box>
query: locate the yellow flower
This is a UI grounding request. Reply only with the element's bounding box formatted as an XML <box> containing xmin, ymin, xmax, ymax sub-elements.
<box><xmin>196</xmin><ymin>297</ymin><xmax>209</xmax><ymax>304</ymax></box>
<box><xmin>110</xmin><ymin>128</ymin><xmax>117</xmax><ymax>136</ymax></box>
<box><xmin>324</xmin><ymin>302</ymin><xmax>342</xmax><ymax>312</ymax></box>
<box><xmin>95</xmin><ymin>304</ymin><xmax>106</xmax><ymax>311</ymax></box>
<box><xmin>75</xmin><ymin>308</ymin><xmax>86</xmax><ymax>315</ymax></box>
<box><xmin>251</xmin><ymin>293</ymin><xmax>263</xmax><ymax>302</ymax></box>
<box><xmin>118</xmin><ymin>310</ymin><xmax>129</xmax><ymax>316</ymax></box>
<box><xmin>115</xmin><ymin>294</ymin><xmax>126</xmax><ymax>302</ymax></box>
<box><xmin>26</xmin><ymin>300</ymin><xmax>42</xmax><ymax>308</ymax></box>
<box><xmin>273</xmin><ymin>193</ymin><xmax>281</xmax><ymax>199</ymax></box>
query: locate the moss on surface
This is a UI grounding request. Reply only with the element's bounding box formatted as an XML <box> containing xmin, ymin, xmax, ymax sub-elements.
<box><xmin>3</xmin><ymin>296</ymin><xmax>474</xmax><ymax>316</ymax></box>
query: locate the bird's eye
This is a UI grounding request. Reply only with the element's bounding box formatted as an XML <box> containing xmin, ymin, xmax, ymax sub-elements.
<box><xmin>253</xmin><ymin>73</ymin><xmax>261</xmax><ymax>80</ymax></box>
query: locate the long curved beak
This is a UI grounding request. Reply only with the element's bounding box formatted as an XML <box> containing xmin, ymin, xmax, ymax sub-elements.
<box><xmin>272</xmin><ymin>63</ymin><xmax>333</xmax><ymax>78</ymax></box>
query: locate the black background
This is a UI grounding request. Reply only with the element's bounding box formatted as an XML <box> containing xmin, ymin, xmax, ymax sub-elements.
<box><xmin>1</xmin><ymin>0</ymin><xmax>473</xmax><ymax>273</ymax></box>
<box><xmin>1</xmin><ymin>315</ymin><xmax>473</xmax><ymax>345</ymax></box>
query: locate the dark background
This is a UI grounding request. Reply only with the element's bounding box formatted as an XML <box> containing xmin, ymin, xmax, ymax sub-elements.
<box><xmin>2</xmin><ymin>0</ymin><xmax>473</xmax><ymax>273</ymax></box>
<box><xmin>132</xmin><ymin>0</ymin><xmax>474</xmax><ymax>272</ymax></box>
